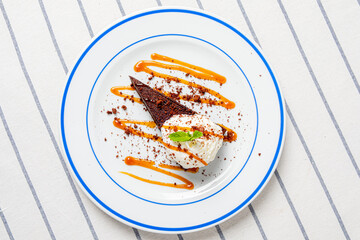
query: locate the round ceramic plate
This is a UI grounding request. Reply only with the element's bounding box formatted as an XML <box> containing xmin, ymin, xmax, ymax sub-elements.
<box><xmin>60</xmin><ymin>7</ymin><xmax>285</xmax><ymax>234</ymax></box>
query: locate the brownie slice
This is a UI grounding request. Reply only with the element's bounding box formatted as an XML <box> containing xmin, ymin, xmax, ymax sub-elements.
<box><xmin>129</xmin><ymin>76</ymin><xmax>196</xmax><ymax>128</ymax></box>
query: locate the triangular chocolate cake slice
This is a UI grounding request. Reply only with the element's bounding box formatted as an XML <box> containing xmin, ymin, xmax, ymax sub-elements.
<box><xmin>129</xmin><ymin>76</ymin><xmax>196</xmax><ymax>128</ymax></box>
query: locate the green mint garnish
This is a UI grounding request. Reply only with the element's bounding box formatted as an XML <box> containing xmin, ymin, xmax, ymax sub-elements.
<box><xmin>169</xmin><ymin>130</ymin><xmax>203</xmax><ymax>142</ymax></box>
<box><xmin>190</xmin><ymin>130</ymin><xmax>203</xmax><ymax>140</ymax></box>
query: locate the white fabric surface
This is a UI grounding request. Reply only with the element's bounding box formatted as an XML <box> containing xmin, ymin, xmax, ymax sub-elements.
<box><xmin>0</xmin><ymin>0</ymin><xmax>359</xmax><ymax>239</ymax></box>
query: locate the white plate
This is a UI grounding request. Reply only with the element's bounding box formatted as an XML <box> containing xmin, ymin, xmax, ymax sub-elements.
<box><xmin>60</xmin><ymin>7</ymin><xmax>285</xmax><ymax>234</ymax></box>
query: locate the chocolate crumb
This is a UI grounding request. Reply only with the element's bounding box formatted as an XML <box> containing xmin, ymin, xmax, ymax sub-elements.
<box><xmin>104</xmin><ymin>138</ymin><xmax>107</xmax><ymax>141</ymax></box>
<box><xmin>106</xmin><ymin>111</ymin><xmax>112</xmax><ymax>114</ymax></box>
<box><xmin>122</xmin><ymin>105</ymin><xmax>127</xmax><ymax>110</ymax></box>
<box><xmin>112</xmin><ymin>108</ymin><xmax>117</xmax><ymax>114</ymax></box>
<box><xmin>193</xmin><ymin>95</ymin><xmax>201</xmax><ymax>102</ymax></box>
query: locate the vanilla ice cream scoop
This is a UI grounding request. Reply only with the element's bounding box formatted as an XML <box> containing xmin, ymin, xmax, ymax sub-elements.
<box><xmin>161</xmin><ymin>114</ymin><xmax>223</xmax><ymax>168</ymax></box>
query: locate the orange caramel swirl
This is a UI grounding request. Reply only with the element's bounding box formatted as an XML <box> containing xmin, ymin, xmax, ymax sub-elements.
<box><xmin>120</xmin><ymin>156</ymin><xmax>196</xmax><ymax>190</ymax></box>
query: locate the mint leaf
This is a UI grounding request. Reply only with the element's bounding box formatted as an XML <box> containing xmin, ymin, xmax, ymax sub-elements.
<box><xmin>189</xmin><ymin>130</ymin><xmax>203</xmax><ymax>140</ymax></box>
<box><xmin>169</xmin><ymin>130</ymin><xmax>203</xmax><ymax>142</ymax></box>
<box><xmin>169</xmin><ymin>131</ymin><xmax>191</xmax><ymax>142</ymax></box>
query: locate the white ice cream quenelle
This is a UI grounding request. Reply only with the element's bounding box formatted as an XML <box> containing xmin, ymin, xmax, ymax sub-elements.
<box><xmin>161</xmin><ymin>114</ymin><xmax>223</xmax><ymax>168</ymax></box>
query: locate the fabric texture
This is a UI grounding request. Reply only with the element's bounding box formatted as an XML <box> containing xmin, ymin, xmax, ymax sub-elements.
<box><xmin>0</xmin><ymin>0</ymin><xmax>359</xmax><ymax>239</ymax></box>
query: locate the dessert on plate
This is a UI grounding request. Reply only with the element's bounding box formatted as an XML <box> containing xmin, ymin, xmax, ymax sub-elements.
<box><xmin>130</xmin><ymin>76</ymin><xmax>223</xmax><ymax>169</ymax></box>
<box><xmin>107</xmin><ymin>54</ymin><xmax>237</xmax><ymax>189</ymax></box>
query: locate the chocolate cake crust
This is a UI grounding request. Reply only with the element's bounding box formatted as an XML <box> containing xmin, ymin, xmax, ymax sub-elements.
<box><xmin>129</xmin><ymin>76</ymin><xmax>196</xmax><ymax>128</ymax></box>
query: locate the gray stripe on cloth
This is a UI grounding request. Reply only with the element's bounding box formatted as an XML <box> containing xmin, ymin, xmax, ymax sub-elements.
<box><xmin>132</xmin><ymin>228</ymin><xmax>141</xmax><ymax>240</ymax></box>
<box><xmin>316</xmin><ymin>0</ymin><xmax>360</xmax><ymax>94</ymax></box>
<box><xmin>0</xmin><ymin>106</ymin><xmax>55</xmax><ymax>240</ymax></box>
<box><xmin>239</xmin><ymin>0</ymin><xmax>352</xmax><ymax>236</ymax></box>
<box><xmin>236</xmin><ymin>0</ymin><xmax>260</xmax><ymax>45</ymax></box>
<box><xmin>115</xmin><ymin>0</ymin><xmax>126</xmax><ymax>17</ymax></box>
<box><xmin>38</xmin><ymin>0</ymin><xmax>68</xmax><ymax>73</ymax></box>
<box><xmin>277</xmin><ymin>0</ymin><xmax>360</xmax><ymax>179</ymax></box>
<box><xmin>238</xmin><ymin>0</ymin><xmax>351</xmax><ymax>237</ymax></box>
<box><xmin>34</xmin><ymin>0</ymin><xmax>98</xmax><ymax>239</ymax></box>
<box><xmin>285</xmin><ymin>102</ymin><xmax>350</xmax><ymax>240</ymax></box>
<box><xmin>155</xmin><ymin>0</ymin><xmax>162</xmax><ymax>7</ymax></box>
<box><xmin>177</xmin><ymin>234</ymin><xmax>184</xmax><ymax>240</ymax></box>
<box><xmin>196</xmin><ymin>0</ymin><xmax>204</xmax><ymax>10</ymax></box>
<box><xmin>248</xmin><ymin>204</ymin><xmax>267</xmax><ymax>240</ymax></box>
<box><xmin>0</xmin><ymin>206</ymin><xmax>14</xmax><ymax>240</ymax></box>
<box><xmin>39</xmin><ymin>0</ymin><xmax>153</xmax><ymax>238</ymax></box>
<box><xmin>76</xmin><ymin>0</ymin><xmax>94</xmax><ymax>37</ymax></box>
<box><xmin>215</xmin><ymin>225</ymin><xmax>225</xmax><ymax>240</ymax></box>
<box><xmin>236</xmin><ymin>1</ymin><xmax>309</xmax><ymax>238</ymax></box>
<box><xmin>70</xmin><ymin>0</ymin><xmax>142</xmax><ymax>237</ymax></box>
<box><xmin>275</xmin><ymin>170</ymin><xmax>309</xmax><ymax>239</ymax></box>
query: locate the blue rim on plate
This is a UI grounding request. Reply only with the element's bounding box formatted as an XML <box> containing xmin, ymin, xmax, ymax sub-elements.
<box><xmin>86</xmin><ymin>33</ymin><xmax>259</xmax><ymax>206</ymax></box>
<box><xmin>61</xmin><ymin>8</ymin><xmax>285</xmax><ymax>232</ymax></box>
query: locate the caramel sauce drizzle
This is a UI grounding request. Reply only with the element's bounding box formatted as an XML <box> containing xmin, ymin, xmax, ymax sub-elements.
<box><xmin>110</xmin><ymin>86</ymin><xmax>233</xmax><ymax>110</ymax></box>
<box><xmin>111</xmin><ymin>54</ymin><xmax>239</xmax><ymax>189</ymax></box>
<box><xmin>110</xmin><ymin>86</ymin><xmax>143</xmax><ymax>104</ymax></box>
<box><xmin>134</xmin><ymin>53</ymin><xmax>235</xmax><ymax>109</ymax></box>
<box><xmin>113</xmin><ymin>119</ymin><xmax>208</xmax><ymax>166</ymax></box>
<box><xmin>111</xmin><ymin>53</ymin><xmax>235</xmax><ymax>109</ymax></box>
<box><xmin>218</xmin><ymin>124</ymin><xmax>238</xmax><ymax>143</ymax></box>
<box><xmin>150</xmin><ymin>53</ymin><xmax>226</xmax><ymax>83</ymax></box>
<box><xmin>113</xmin><ymin>119</ymin><xmax>156</xmax><ymax>128</ymax></box>
<box><xmin>120</xmin><ymin>156</ymin><xmax>194</xmax><ymax>190</ymax></box>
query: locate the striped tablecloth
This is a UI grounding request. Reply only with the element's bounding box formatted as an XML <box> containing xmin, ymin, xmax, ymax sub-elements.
<box><xmin>0</xmin><ymin>0</ymin><xmax>359</xmax><ymax>239</ymax></box>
